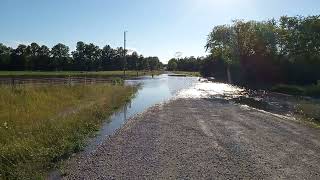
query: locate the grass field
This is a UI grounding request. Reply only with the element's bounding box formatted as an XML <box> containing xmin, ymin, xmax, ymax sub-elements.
<box><xmin>171</xmin><ymin>71</ymin><xmax>200</xmax><ymax>77</ymax></box>
<box><xmin>0</xmin><ymin>70</ymin><xmax>163</xmax><ymax>78</ymax></box>
<box><xmin>0</xmin><ymin>83</ymin><xmax>137</xmax><ymax>179</ymax></box>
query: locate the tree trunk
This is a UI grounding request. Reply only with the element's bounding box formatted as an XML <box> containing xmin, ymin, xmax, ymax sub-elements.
<box><xmin>227</xmin><ymin>65</ymin><xmax>232</xmax><ymax>84</ymax></box>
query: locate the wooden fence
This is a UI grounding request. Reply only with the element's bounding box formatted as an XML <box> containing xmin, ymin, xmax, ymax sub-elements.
<box><xmin>0</xmin><ymin>77</ymin><xmax>114</xmax><ymax>86</ymax></box>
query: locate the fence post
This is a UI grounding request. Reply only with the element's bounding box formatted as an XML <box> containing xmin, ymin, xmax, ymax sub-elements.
<box><xmin>68</xmin><ymin>76</ymin><xmax>72</xmax><ymax>86</ymax></box>
<box><xmin>11</xmin><ymin>77</ymin><xmax>15</xmax><ymax>90</ymax></box>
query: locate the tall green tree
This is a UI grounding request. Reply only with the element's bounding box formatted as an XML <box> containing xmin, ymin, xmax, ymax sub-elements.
<box><xmin>206</xmin><ymin>25</ymin><xmax>235</xmax><ymax>83</ymax></box>
<box><xmin>204</xmin><ymin>15</ymin><xmax>320</xmax><ymax>85</ymax></box>
<box><xmin>26</xmin><ymin>42</ymin><xmax>41</xmax><ymax>70</ymax></box>
<box><xmin>51</xmin><ymin>43</ymin><xmax>70</xmax><ymax>71</ymax></box>
<box><xmin>84</xmin><ymin>43</ymin><xmax>101</xmax><ymax>71</ymax></box>
<box><xmin>38</xmin><ymin>45</ymin><xmax>51</xmax><ymax>70</ymax></box>
<box><xmin>100</xmin><ymin>45</ymin><xmax>116</xmax><ymax>70</ymax></box>
<box><xmin>0</xmin><ymin>44</ymin><xmax>12</xmax><ymax>70</ymax></box>
<box><xmin>167</xmin><ymin>59</ymin><xmax>178</xmax><ymax>71</ymax></box>
<box><xmin>72</xmin><ymin>41</ymin><xmax>86</xmax><ymax>70</ymax></box>
<box><xmin>11</xmin><ymin>44</ymin><xmax>28</xmax><ymax>70</ymax></box>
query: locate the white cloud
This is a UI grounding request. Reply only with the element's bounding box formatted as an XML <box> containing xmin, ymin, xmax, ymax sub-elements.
<box><xmin>4</xmin><ymin>40</ymin><xmax>31</xmax><ymax>48</ymax></box>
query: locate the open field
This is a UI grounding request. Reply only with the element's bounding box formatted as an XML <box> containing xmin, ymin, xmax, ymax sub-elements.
<box><xmin>0</xmin><ymin>83</ymin><xmax>136</xmax><ymax>179</ymax></box>
<box><xmin>0</xmin><ymin>70</ymin><xmax>163</xmax><ymax>78</ymax></box>
<box><xmin>171</xmin><ymin>71</ymin><xmax>200</xmax><ymax>77</ymax></box>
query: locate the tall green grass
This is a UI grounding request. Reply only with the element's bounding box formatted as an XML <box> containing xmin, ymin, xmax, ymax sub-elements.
<box><xmin>296</xmin><ymin>102</ymin><xmax>320</xmax><ymax>123</ymax></box>
<box><xmin>0</xmin><ymin>83</ymin><xmax>136</xmax><ymax>179</ymax></box>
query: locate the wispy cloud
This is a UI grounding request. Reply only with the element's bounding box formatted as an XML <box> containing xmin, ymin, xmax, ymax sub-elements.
<box><xmin>3</xmin><ymin>40</ymin><xmax>31</xmax><ymax>48</ymax></box>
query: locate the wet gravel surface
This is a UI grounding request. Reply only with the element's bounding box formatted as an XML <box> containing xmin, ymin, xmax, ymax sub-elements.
<box><xmin>63</xmin><ymin>98</ymin><xmax>320</xmax><ymax>179</ymax></box>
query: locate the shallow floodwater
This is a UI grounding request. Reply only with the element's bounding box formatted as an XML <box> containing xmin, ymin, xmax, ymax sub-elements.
<box><xmin>49</xmin><ymin>74</ymin><xmax>316</xmax><ymax>179</ymax></box>
<box><xmin>86</xmin><ymin>74</ymin><xmax>200</xmax><ymax>151</ymax></box>
<box><xmin>86</xmin><ymin>74</ymin><xmax>248</xmax><ymax>152</ymax></box>
<box><xmin>178</xmin><ymin>81</ymin><xmax>245</xmax><ymax>99</ymax></box>
<box><xmin>85</xmin><ymin>74</ymin><xmax>307</xmax><ymax>153</ymax></box>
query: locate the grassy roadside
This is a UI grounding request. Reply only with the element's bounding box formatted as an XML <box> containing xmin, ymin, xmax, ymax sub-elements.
<box><xmin>260</xmin><ymin>84</ymin><xmax>320</xmax><ymax>126</ymax></box>
<box><xmin>0</xmin><ymin>70</ymin><xmax>163</xmax><ymax>78</ymax></box>
<box><xmin>171</xmin><ymin>71</ymin><xmax>200</xmax><ymax>77</ymax></box>
<box><xmin>295</xmin><ymin>101</ymin><xmax>320</xmax><ymax>126</ymax></box>
<box><xmin>0</xmin><ymin>84</ymin><xmax>137</xmax><ymax>179</ymax></box>
<box><xmin>272</xmin><ymin>84</ymin><xmax>320</xmax><ymax>98</ymax></box>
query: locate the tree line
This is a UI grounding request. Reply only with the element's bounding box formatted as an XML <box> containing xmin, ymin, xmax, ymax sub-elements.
<box><xmin>0</xmin><ymin>42</ymin><xmax>163</xmax><ymax>71</ymax></box>
<box><xmin>204</xmin><ymin>15</ymin><xmax>320</xmax><ymax>86</ymax></box>
<box><xmin>167</xmin><ymin>56</ymin><xmax>203</xmax><ymax>72</ymax></box>
<box><xmin>168</xmin><ymin>15</ymin><xmax>320</xmax><ymax>86</ymax></box>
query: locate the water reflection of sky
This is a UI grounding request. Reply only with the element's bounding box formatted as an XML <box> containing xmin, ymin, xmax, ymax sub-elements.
<box><xmin>86</xmin><ymin>74</ymin><xmax>244</xmax><ymax>152</ymax></box>
<box><xmin>86</xmin><ymin>74</ymin><xmax>199</xmax><ymax>152</ymax></box>
<box><xmin>85</xmin><ymin>74</ymin><xmax>313</xmax><ymax>154</ymax></box>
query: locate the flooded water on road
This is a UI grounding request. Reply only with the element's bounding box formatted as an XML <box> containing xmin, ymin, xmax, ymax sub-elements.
<box><xmin>177</xmin><ymin>81</ymin><xmax>245</xmax><ymax>99</ymax></box>
<box><xmin>49</xmin><ymin>74</ymin><xmax>318</xmax><ymax>179</ymax></box>
<box><xmin>86</xmin><ymin>74</ymin><xmax>306</xmax><ymax>152</ymax></box>
<box><xmin>86</xmin><ymin>74</ymin><xmax>200</xmax><ymax>151</ymax></box>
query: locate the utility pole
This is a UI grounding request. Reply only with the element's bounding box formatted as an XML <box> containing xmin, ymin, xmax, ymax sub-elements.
<box><xmin>123</xmin><ymin>31</ymin><xmax>127</xmax><ymax>77</ymax></box>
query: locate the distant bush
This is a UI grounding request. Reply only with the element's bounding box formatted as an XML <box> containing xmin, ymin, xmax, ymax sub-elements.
<box><xmin>305</xmin><ymin>85</ymin><xmax>320</xmax><ymax>98</ymax></box>
<box><xmin>272</xmin><ymin>84</ymin><xmax>320</xmax><ymax>98</ymax></box>
<box><xmin>272</xmin><ymin>84</ymin><xmax>305</xmax><ymax>96</ymax></box>
<box><xmin>111</xmin><ymin>77</ymin><xmax>124</xmax><ymax>85</ymax></box>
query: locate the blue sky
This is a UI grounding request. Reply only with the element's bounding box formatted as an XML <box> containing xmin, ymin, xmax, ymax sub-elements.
<box><xmin>0</xmin><ymin>0</ymin><xmax>319</xmax><ymax>63</ymax></box>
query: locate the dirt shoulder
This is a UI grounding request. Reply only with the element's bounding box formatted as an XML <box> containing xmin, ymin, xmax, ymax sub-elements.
<box><xmin>63</xmin><ymin>98</ymin><xmax>320</xmax><ymax>179</ymax></box>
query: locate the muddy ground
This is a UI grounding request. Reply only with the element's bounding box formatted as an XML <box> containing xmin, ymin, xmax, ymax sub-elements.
<box><xmin>62</xmin><ymin>98</ymin><xmax>320</xmax><ymax>179</ymax></box>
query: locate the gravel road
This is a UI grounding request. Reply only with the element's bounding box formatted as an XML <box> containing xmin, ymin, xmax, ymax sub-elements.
<box><xmin>63</xmin><ymin>98</ymin><xmax>320</xmax><ymax>179</ymax></box>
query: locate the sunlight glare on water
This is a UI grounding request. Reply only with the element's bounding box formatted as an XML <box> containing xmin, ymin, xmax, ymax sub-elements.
<box><xmin>177</xmin><ymin>82</ymin><xmax>245</xmax><ymax>99</ymax></box>
<box><xmin>87</xmin><ymin>75</ymin><xmax>245</xmax><ymax>152</ymax></box>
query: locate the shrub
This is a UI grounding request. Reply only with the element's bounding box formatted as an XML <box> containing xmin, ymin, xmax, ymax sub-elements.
<box><xmin>271</xmin><ymin>84</ymin><xmax>305</xmax><ymax>96</ymax></box>
<box><xmin>305</xmin><ymin>84</ymin><xmax>320</xmax><ymax>98</ymax></box>
<box><xmin>297</xmin><ymin>102</ymin><xmax>320</xmax><ymax>122</ymax></box>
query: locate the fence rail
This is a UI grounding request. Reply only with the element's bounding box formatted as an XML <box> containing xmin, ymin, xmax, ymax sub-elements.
<box><xmin>0</xmin><ymin>77</ymin><xmax>114</xmax><ymax>86</ymax></box>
